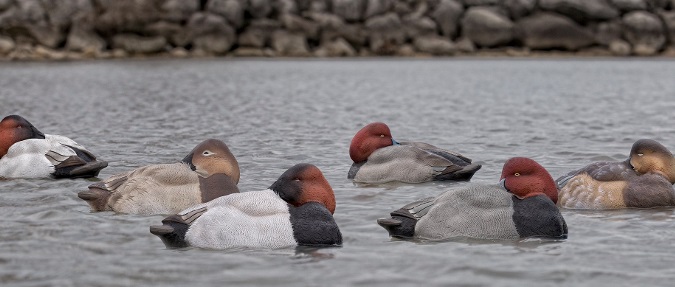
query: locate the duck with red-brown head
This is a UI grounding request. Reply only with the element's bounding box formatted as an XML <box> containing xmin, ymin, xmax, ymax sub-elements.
<box><xmin>0</xmin><ymin>115</ymin><xmax>107</xmax><ymax>179</ymax></box>
<box><xmin>377</xmin><ymin>157</ymin><xmax>567</xmax><ymax>240</ymax></box>
<box><xmin>348</xmin><ymin>122</ymin><xmax>481</xmax><ymax>184</ymax></box>
<box><xmin>150</xmin><ymin>163</ymin><xmax>342</xmax><ymax>249</ymax></box>
<box><xmin>557</xmin><ymin>139</ymin><xmax>675</xmax><ymax>209</ymax></box>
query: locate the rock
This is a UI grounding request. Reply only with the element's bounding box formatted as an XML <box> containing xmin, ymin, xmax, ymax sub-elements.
<box><xmin>609</xmin><ymin>39</ymin><xmax>632</xmax><ymax>55</ymax></box>
<box><xmin>622</xmin><ymin>11</ymin><xmax>665</xmax><ymax>55</ymax></box>
<box><xmin>275</xmin><ymin>0</ymin><xmax>298</xmax><ymax>14</ymax></box>
<box><xmin>304</xmin><ymin>12</ymin><xmax>345</xmax><ymax>28</ymax></box>
<box><xmin>299</xmin><ymin>0</ymin><xmax>331</xmax><ymax>12</ymax></box>
<box><xmin>42</xmin><ymin>0</ymin><xmax>94</xmax><ymax>29</ymax></box>
<box><xmin>365</xmin><ymin>12</ymin><xmax>406</xmax><ymax>55</ymax></box>
<box><xmin>461</xmin><ymin>0</ymin><xmax>499</xmax><ymax>5</ymax></box>
<box><xmin>250</xmin><ymin>0</ymin><xmax>273</xmax><ymax>18</ymax></box>
<box><xmin>516</xmin><ymin>13</ymin><xmax>595</xmax><ymax>50</ymax></box>
<box><xmin>403</xmin><ymin>16</ymin><xmax>438</xmax><ymax>38</ymax></box>
<box><xmin>112</xmin><ymin>34</ymin><xmax>167</xmax><ymax>54</ymax></box>
<box><xmin>207</xmin><ymin>0</ymin><xmax>246</xmax><ymax>28</ymax></box>
<box><xmin>430</xmin><ymin>0</ymin><xmax>464</xmax><ymax>38</ymax></box>
<box><xmin>314</xmin><ymin>37</ymin><xmax>356</xmax><ymax>56</ymax></box>
<box><xmin>539</xmin><ymin>0</ymin><xmax>619</xmax><ymax>23</ymax></box>
<box><xmin>15</xmin><ymin>0</ymin><xmax>46</xmax><ymax>24</ymax></box>
<box><xmin>365</xmin><ymin>0</ymin><xmax>393</xmax><ymax>18</ymax></box>
<box><xmin>461</xmin><ymin>7</ymin><xmax>514</xmax><ymax>47</ymax></box>
<box><xmin>193</xmin><ymin>35</ymin><xmax>233</xmax><ymax>54</ymax></box>
<box><xmin>609</xmin><ymin>0</ymin><xmax>647</xmax><ymax>12</ymax></box>
<box><xmin>178</xmin><ymin>13</ymin><xmax>236</xmax><ymax>49</ymax></box>
<box><xmin>333</xmin><ymin>0</ymin><xmax>365</xmax><ymax>22</ymax></box>
<box><xmin>95</xmin><ymin>0</ymin><xmax>161</xmax><ymax>35</ymax></box>
<box><xmin>237</xmin><ymin>19</ymin><xmax>280</xmax><ymax>48</ymax></box>
<box><xmin>169</xmin><ymin>47</ymin><xmax>189</xmax><ymax>57</ymax></box>
<box><xmin>27</xmin><ymin>26</ymin><xmax>64</xmax><ymax>48</ymax></box>
<box><xmin>660</xmin><ymin>11</ymin><xmax>675</xmax><ymax>47</ymax></box>
<box><xmin>144</xmin><ymin>21</ymin><xmax>182</xmax><ymax>38</ymax></box>
<box><xmin>66</xmin><ymin>24</ymin><xmax>106</xmax><ymax>52</ymax></box>
<box><xmin>159</xmin><ymin>0</ymin><xmax>199</xmax><ymax>23</ymax></box>
<box><xmin>413</xmin><ymin>35</ymin><xmax>455</xmax><ymax>55</ymax></box>
<box><xmin>645</xmin><ymin>0</ymin><xmax>670</xmax><ymax>9</ymax></box>
<box><xmin>271</xmin><ymin>30</ymin><xmax>310</xmax><ymax>56</ymax></box>
<box><xmin>455</xmin><ymin>37</ymin><xmax>476</xmax><ymax>53</ymax></box>
<box><xmin>502</xmin><ymin>0</ymin><xmax>536</xmax><ymax>19</ymax></box>
<box><xmin>0</xmin><ymin>0</ymin><xmax>12</xmax><ymax>11</ymax></box>
<box><xmin>0</xmin><ymin>35</ymin><xmax>14</xmax><ymax>54</ymax></box>
<box><xmin>233</xmin><ymin>47</ymin><xmax>266</xmax><ymax>56</ymax></box>
<box><xmin>592</xmin><ymin>20</ymin><xmax>623</xmax><ymax>46</ymax></box>
<box><xmin>35</xmin><ymin>45</ymin><xmax>67</xmax><ymax>60</ymax></box>
<box><xmin>396</xmin><ymin>44</ymin><xmax>416</xmax><ymax>56</ymax></box>
<box><xmin>280</xmin><ymin>14</ymin><xmax>320</xmax><ymax>40</ymax></box>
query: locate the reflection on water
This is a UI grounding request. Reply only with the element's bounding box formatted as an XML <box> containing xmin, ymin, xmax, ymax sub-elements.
<box><xmin>1</xmin><ymin>59</ymin><xmax>675</xmax><ymax>286</ymax></box>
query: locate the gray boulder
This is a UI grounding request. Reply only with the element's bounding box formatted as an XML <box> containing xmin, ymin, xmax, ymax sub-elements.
<box><xmin>178</xmin><ymin>13</ymin><xmax>236</xmax><ymax>50</ymax></box>
<box><xmin>365</xmin><ymin>0</ymin><xmax>393</xmax><ymax>19</ymax></box>
<box><xmin>430</xmin><ymin>0</ymin><xmax>464</xmax><ymax>38</ymax></box>
<box><xmin>622</xmin><ymin>11</ymin><xmax>665</xmax><ymax>55</ymax></box>
<box><xmin>609</xmin><ymin>39</ymin><xmax>631</xmax><ymax>55</ymax></box>
<box><xmin>413</xmin><ymin>35</ymin><xmax>455</xmax><ymax>55</ymax></box>
<box><xmin>333</xmin><ymin>0</ymin><xmax>365</xmax><ymax>21</ymax></box>
<box><xmin>271</xmin><ymin>30</ymin><xmax>310</xmax><ymax>56</ymax></box>
<box><xmin>365</xmin><ymin>12</ymin><xmax>406</xmax><ymax>54</ymax></box>
<box><xmin>112</xmin><ymin>34</ymin><xmax>167</xmax><ymax>54</ymax></box>
<box><xmin>644</xmin><ymin>0</ymin><xmax>670</xmax><ymax>9</ymax></box>
<box><xmin>592</xmin><ymin>20</ymin><xmax>623</xmax><ymax>46</ymax></box>
<box><xmin>275</xmin><ymin>0</ymin><xmax>298</xmax><ymax>15</ymax></box>
<box><xmin>461</xmin><ymin>0</ymin><xmax>500</xmax><ymax>5</ymax></box>
<box><xmin>314</xmin><ymin>37</ymin><xmax>357</xmax><ymax>56</ymax></box>
<box><xmin>238</xmin><ymin>19</ymin><xmax>280</xmax><ymax>48</ymax></box>
<box><xmin>661</xmin><ymin>11</ymin><xmax>675</xmax><ymax>47</ymax></box>
<box><xmin>516</xmin><ymin>13</ymin><xmax>595</xmax><ymax>50</ymax></box>
<box><xmin>159</xmin><ymin>0</ymin><xmax>199</xmax><ymax>23</ymax></box>
<box><xmin>539</xmin><ymin>0</ymin><xmax>619</xmax><ymax>23</ymax></box>
<box><xmin>609</xmin><ymin>0</ymin><xmax>647</xmax><ymax>12</ymax></box>
<box><xmin>250</xmin><ymin>0</ymin><xmax>272</xmax><ymax>18</ymax></box>
<box><xmin>0</xmin><ymin>35</ymin><xmax>15</xmax><ymax>54</ymax></box>
<box><xmin>502</xmin><ymin>0</ymin><xmax>537</xmax><ymax>20</ymax></box>
<box><xmin>280</xmin><ymin>14</ymin><xmax>320</xmax><ymax>40</ymax></box>
<box><xmin>0</xmin><ymin>0</ymin><xmax>12</xmax><ymax>11</ymax></box>
<box><xmin>461</xmin><ymin>7</ymin><xmax>514</xmax><ymax>47</ymax></box>
<box><xmin>403</xmin><ymin>16</ymin><xmax>438</xmax><ymax>38</ymax></box>
<box><xmin>193</xmin><ymin>34</ymin><xmax>234</xmax><ymax>54</ymax></box>
<box><xmin>207</xmin><ymin>0</ymin><xmax>246</xmax><ymax>28</ymax></box>
<box><xmin>66</xmin><ymin>23</ymin><xmax>106</xmax><ymax>52</ymax></box>
<box><xmin>95</xmin><ymin>0</ymin><xmax>161</xmax><ymax>35</ymax></box>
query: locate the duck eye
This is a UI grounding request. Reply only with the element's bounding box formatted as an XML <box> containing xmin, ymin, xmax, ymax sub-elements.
<box><xmin>637</xmin><ymin>153</ymin><xmax>644</xmax><ymax>157</ymax></box>
<box><xmin>514</xmin><ymin>173</ymin><xmax>520</xmax><ymax>176</ymax></box>
<box><xmin>380</xmin><ymin>134</ymin><xmax>384</xmax><ymax>137</ymax></box>
<box><xmin>202</xmin><ymin>150</ymin><xmax>213</xmax><ymax>156</ymax></box>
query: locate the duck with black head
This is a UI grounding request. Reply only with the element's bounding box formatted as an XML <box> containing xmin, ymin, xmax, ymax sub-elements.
<box><xmin>0</xmin><ymin>115</ymin><xmax>108</xmax><ymax>179</ymax></box>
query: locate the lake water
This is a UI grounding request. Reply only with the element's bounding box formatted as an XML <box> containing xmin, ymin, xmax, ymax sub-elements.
<box><xmin>1</xmin><ymin>58</ymin><xmax>675</xmax><ymax>286</ymax></box>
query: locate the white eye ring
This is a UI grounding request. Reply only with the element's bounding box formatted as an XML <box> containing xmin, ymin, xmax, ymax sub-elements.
<box><xmin>637</xmin><ymin>153</ymin><xmax>644</xmax><ymax>157</ymax></box>
<box><xmin>514</xmin><ymin>173</ymin><xmax>520</xmax><ymax>176</ymax></box>
<box><xmin>380</xmin><ymin>134</ymin><xmax>384</xmax><ymax>137</ymax></box>
<box><xmin>202</xmin><ymin>150</ymin><xmax>213</xmax><ymax>156</ymax></box>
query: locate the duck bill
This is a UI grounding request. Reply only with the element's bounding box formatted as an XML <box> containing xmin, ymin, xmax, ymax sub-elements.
<box><xmin>392</xmin><ymin>139</ymin><xmax>400</xmax><ymax>145</ymax></box>
<box><xmin>182</xmin><ymin>153</ymin><xmax>196</xmax><ymax>171</ymax></box>
<box><xmin>32</xmin><ymin>126</ymin><xmax>45</xmax><ymax>139</ymax></box>
<box><xmin>499</xmin><ymin>178</ymin><xmax>507</xmax><ymax>191</ymax></box>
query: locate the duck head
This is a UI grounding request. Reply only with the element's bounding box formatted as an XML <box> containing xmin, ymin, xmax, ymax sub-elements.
<box><xmin>349</xmin><ymin>122</ymin><xmax>397</xmax><ymax>163</ymax></box>
<box><xmin>500</xmin><ymin>157</ymin><xmax>558</xmax><ymax>204</ymax></box>
<box><xmin>182</xmin><ymin>139</ymin><xmax>240</xmax><ymax>184</ymax></box>
<box><xmin>269</xmin><ymin>163</ymin><xmax>336</xmax><ymax>214</ymax></box>
<box><xmin>629</xmin><ymin>139</ymin><xmax>675</xmax><ymax>184</ymax></box>
<box><xmin>0</xmin><ymin>115</ymin><xmax>45</xmax><ymax>158</ymax></box>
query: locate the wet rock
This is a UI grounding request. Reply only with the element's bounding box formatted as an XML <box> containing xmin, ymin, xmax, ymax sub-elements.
<box><xmin>250</xmin><ymin>0</ymin><xmax>273</xmax><ymax>18</ymax></box>
<box><xmin>609</xmin><ymin>0</ymin><xmax>647</xmax><ymax>12</ymax></box>
<box><xmin>207</xmin><ymin>0</ymin><xmax>246</xmax><ymax>28</ymax></box>
<box><xmin>178</xmin><ymin>13</ymin><xmax>236</xmax><ymax>49</ymax></box>
<box><xmin>609</xmin><ymin>39</ymin><xmax>632</xmax><ymax>55</ymax></box>
<box><xmin>280</xmin><ymin>14</ymin><xmax>320</xmax><ymax>40</ymax></box>
<box><xmin>413</xmin><ymin>35</ymin><xmax>455</xmax><ymax>55</ymax></box>
<box><xmin>539</xmin><ymin>0</ymin><xmax>619</xmax><ymax>23</ymax></box>
<box><xmin>461</xmin><ymin>7</ymin><xmax>514</xmax><ymax>47</ymax></box>
<box><xmin>660</xmin><ymin>11</ymin><xmax>675</xmax><ymax>47</ymax></box>
<box><xmin>66</xmin><ymin>23</ymin><xmax>106</xmax><ymax>52</ymax></box>
<box><xmin>238</xmin><ymin>19</ymin><xmax>280</xmax><ymax>48</ymax></box>
<box><xmin>159</xmin><ymin>0</ymin><xmax>199</xmax><ymax>23</ymax></box>
<box><xmin>622</xmin><ymin>11</ymin><xmax>665</xmax><ymax>55</ymax></box>
<box><xmin>430</xmin><ymin>0</ymin><xmax>463</xmax><ymax>38</ymax></box>
<box><xmin>516</xmin><ymin>13</ymin><xmax>595</xmax><ymax>50</ymax></box>
<box><xmin>592</xmin><ymin>20</ymin><xmax>623</xmax><ymax>46</ymax></box>
<box><xmin>365</xmin><ymin>12</ymin><xmax>406</xmax><ymax>54</ymax></box>
<box><xmin>502</xmin><ymin>0</ymin><xmax>537</xmax><ymax>20</ymax></box>
<box><xmin>112</xmin><ymin>34</ymin><xmax>167</xmax><ymax>54</ymax></box>
<box><xmin>271</xmin><ymin>30</ymin><xmax>310</xmax><ymax>56</ymax></box>
<box><xmin>333</xmin><ymin>0</ymin><xmax>365</xmax><ymax>22</ymax></box>
<box><xmin>365</xmin><ymin>0</ymin><xmax>393</xmax><ymax>19</ymax></box>
<box><xmin>314</xmin><ymin>37</ymin><xmax>357</xmax><ymax>56</ymax></box>
<box><xmin>0</xmin><ymin>35</ymin><xmax>14</xmax><ymax>54</ymax></box>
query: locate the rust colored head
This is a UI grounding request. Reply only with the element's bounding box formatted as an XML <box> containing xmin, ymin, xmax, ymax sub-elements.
<box><xmin>0</xmin><ymin>115</ymin><xmax>45</xmax><ymax>158</ymax></box>
<box><xmin>269</xmin><ymin>163</ymin><xmax>336</xmax><ymax>214</ymax></box>
<box><xmin>182</xmin><ymin>139</ymin><xmax>240</xmax><ymax>184</ymax></box>
<box><xmin>629</xmin><ymin>139</ymin><xmax>675</xmax><ymax>184</ymax></box>
<box><xmin>349</xmin><ymin>122</ymin><xmax>396</xmax><ymax>163</ymax></box>
<box><xmin>500</xmin><ymin>157</ymin><xmax>558</xmax><ymax>204</ymax></box>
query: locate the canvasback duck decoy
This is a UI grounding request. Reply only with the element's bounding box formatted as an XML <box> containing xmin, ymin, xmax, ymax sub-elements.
<box><xmin>377</xmin><ymin>157</ymin><xmax>567</xmax><ymax>240</ymax></box>
<box><xmin>149</xmin><ymin>163</ymin><xmax>342</xmax><ymax>249</ymax></box>
<box><xmin>0</xmin><ymin>115</ymin><xmax>108</xmax><ymax>179</ymax></box>
<box><xmin>557</xmin><ymin>139</ymin><xmax>675</xmax><ymax>209</ymax></box>
<box><xmin>78</xmin><ymin>139</ymin><xmax>240</xmax><ymax>215</ymax></box>
<box><xmin>348</xmin><ymin>122</ymin><xmax>481</xmax><ymax>184</ymax></box>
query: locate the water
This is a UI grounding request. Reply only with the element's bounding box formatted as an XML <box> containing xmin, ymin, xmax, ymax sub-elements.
<box><xmin>1</xmin><ymin>58</ymin><xmax>675</xmax><ymax>286</ymax></box>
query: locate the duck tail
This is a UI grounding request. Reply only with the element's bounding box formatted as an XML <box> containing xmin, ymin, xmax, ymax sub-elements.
<box><xmin>150</xmin><ymin>207</ymin><xmax>207</xmax><ymax>248</ymax></box>
<box><xmin>49</xmin><ymin>145</ymin><xmax>108</xmax><ymax>178</ymax></box>
<box><xmin>78</xmin><ymin>183</ymin><xmax>112</xmax><ymax>212</ymax></box>
<box><xmin>434</xmin><ymin>163</ymin><xmax>482</xmax><ymax>181</ymax></box>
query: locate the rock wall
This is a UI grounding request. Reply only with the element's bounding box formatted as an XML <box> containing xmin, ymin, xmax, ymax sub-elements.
<box><xmin>1</xmin><ymin>0</ymin><xmax>675</xmax><ymax>60</ymax></box>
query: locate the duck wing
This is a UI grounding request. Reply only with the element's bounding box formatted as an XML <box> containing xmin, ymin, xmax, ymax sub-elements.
<box><xmin>556</xmin><ymin>161</ymin><xmax>636</xmax><ymax>188</ymax></box>
<box><xmin>400</xmin><ymin>143</ymin><xmax>482</xmax><ymax>181</ymax></box>
<box><xmin>44</xmin><ymin>135</ymin><xmax>107</xmax><ymax>178</ymax></box>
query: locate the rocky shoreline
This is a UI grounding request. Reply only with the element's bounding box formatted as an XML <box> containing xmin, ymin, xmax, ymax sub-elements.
<box><xmin>1</xmin><ymin>0</ymin><xmax>675</xmax><ymax>61</ymax></box>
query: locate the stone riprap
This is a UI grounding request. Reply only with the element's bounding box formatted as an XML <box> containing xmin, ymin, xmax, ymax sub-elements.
<box><xmin>1</xmin><ymin>0</ymin><xmax>674</xmax><ymax>60</ymax></box>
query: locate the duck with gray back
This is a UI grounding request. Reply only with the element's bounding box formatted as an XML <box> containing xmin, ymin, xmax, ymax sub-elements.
<box><xmin>150</xmin><ymin>163</ymin><xmax>342</xmax><ymax>249</ymax></box>
<box><xmin>348</xmin><ymin>122</ymin><xmax>481</xmax><ymax>183</ymax></box>
<box><xmin>0</xmin><ymin>115</ymin><xmax>108</xmax><ymax>179</ymax></box>
<box><xmin>78</xmin><ymin>139</ymin><xmax>240</xmax><ymax>215</ymax></box>
<box><xmin>378</xmin><ymin>157</ymin><xmax>567</xmax><ymax>240</ymax></box>
<box><xmin>557</xmin><ymin>139</ymin><xmax>675</xmax><ymax>209</ymax></box>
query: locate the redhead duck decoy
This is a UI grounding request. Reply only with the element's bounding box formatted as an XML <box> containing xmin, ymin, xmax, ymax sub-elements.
<box><xmin>557</xmin><ymin>139</ymin><xmax>675</xmax><ymax>209</ymax></box>
<box><xmin>149</xmin><ymin>163</ymin><xmax>342</xmax><ymax>249</ymax></box>
<box><xmin>348</xmin><ymin>122</ymin><xmax>481</xmax><ymax>184</ymax></box>
<box><xmin>78</xmin><ymin>139</ymin><xmax>240</xmax><ymax>215</ymax></box>
<box><xmin>377</xmin><ymin>157</ymin><xmax>567</xmax><ymax>240</ymax></box>
<box><xmin>0</xmin><ymin>115</ymin><xmax>107</xmax><ymax>179</ymax></box>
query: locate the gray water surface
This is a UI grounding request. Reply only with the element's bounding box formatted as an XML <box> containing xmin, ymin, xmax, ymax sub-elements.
<box><xmin>1</xmin><ymin>58</ymin><xmax>675</xmax><ymax>286</ymax></box>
